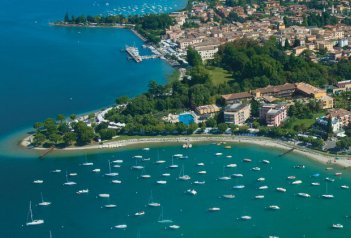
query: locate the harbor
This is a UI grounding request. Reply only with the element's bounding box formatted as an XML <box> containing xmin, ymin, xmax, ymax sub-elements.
<box><xmin>125</xmin><ymin>45</ymin><xmax>161</xmax><ymax>63</ymax></box>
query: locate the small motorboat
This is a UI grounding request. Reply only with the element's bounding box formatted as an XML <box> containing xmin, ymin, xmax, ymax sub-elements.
<box><xmin>76</xmin><ymin>189</ymin><xmax>89</xmax><ymax>194</ymax></box>
<box><xmin>276</xmin><ymin>187</ymin><xmax>287</xmax><ymax>192</ymax></box>
<box><xmin>134</xmin><ymin>211</ymin><xmax>145</xmax><ymax>216</ymax></box>
<box><xmin>297</xmin><ymin>193</ymin><xmax>311</xmax><ymax>198</ymax></box>
<box><xmin>332</xmin><ymin>224</ymin><xmax>343</xmax><ymax>229</ymax></box>
<box><xmin>208</xmin><ymin>207</ymin><xmax>220</xmax><ymax>212</ymax></box>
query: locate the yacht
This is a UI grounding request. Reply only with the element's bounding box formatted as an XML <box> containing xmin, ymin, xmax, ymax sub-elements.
<box><xmin>208</xmin><ymin>207</ymin><xmax>220</xmax><ymax>212</ymax></box>
<box><xmin>332</xmin><ymin>224</ymin><xmax>343</xmax><ymax>229</ymax></box>
<box><xmin>33</xmin><ymin>180</ymin><xmax>44</xmax><ymax>184</ymax></box>
<box><xmin>76</xmin><ymin>189</ymin><xmax>89</xmax><ymax>194</ymax></box>
<box><xmin>98</xmin><ymin>194</ymin><xmax>110</xmax><ymax>198</ymax></box>
<box><xmin>268</xmin><ymin>205</ymin><xmax>280</xmax><ymax>210</ymax></box>
<box><xmin>157</xmin><ymin>207</ymin><xmax>173</xmax><ymax>223</ymax></box>
<box><xmin>169</xmin><ymin>156</ymin><xmax>179</xmax><ymax>169</ymax></box>
<box><xmin>69</xmin><ymin>173</ymin><xmax>78</xmax><ymax>176</ymax></box>
<box><xmin>341</xmin><ymin>185</ymin><xmax>349</xmax><ymax>189</ymax></box>
<box><xmin>26</xmin><ymin>201</ymin><xmax>44</xmax><ymax>226</ymax></box>
<box><xmin>140</xmin><ymin>174</ymin><xmax>151</xmax><ymax>179</ymax></box>
<box><xmin>252</xmin><ymin>167</ymin><xmax>261</xmax><ymax>171</ymax></box>
<box><xmin>262</xmin><ymin>160</ymin><xmax>270</xmax><ymax>164</ymax></box>
<box><xmin>291</xmin><ymin>180</ymin><xmax>302</xmax><ymax>185</ymax></box>
<box><xmin>255</xmin><ymin>195</ymin><xmax>264</xmax><ymax>199</ymax></box>
<box><xmin>114</xmin><ymin>224</ymin><xmax>127</xmax><ymax>229</ymax></box>
<box><xmin>133</xmin><ymin>155</ymin><xmax>143</xmax><ymax>159</ymax></box>
<box><xmin>232</xmin><ymin>173</ymin><xmax>244</xmax><ymax>178</ymax></box>
<box><xmin>156</xmin><ymin>180</ymin><xmax>167</xmax><ymax>185</ymax></box>
<box><xmin>143</xmin><ymin>147</ymin><xmax>150</xmax><ymax>151</ymax></box>
<box><xmin>162</xmin><ymin>173</ymin><xmax>171</xmax><ymax>177</ymax></box>
<box><xmin>113</xmin><ymin>165</ymin><xmax>121</xmax><ymax>168</ymax></box>
<box><xmin>105</xmin><ymin>161</ymin><xmax>118</xmax><ymax>177</ymax></box>
<box><xmin>147</xmin><ymin>191</ymin><xmax>161</xmax><ymax>207</ymax></box>
<box><xmin>169</xmin><ymin>224</ymin><xmax>180</xmax><ymax>229</ymax></box>
<box><xmin>297</xmin><ymin>193</ymin><xmax>311</xmax><ymax>198</ymax></box>
<box><xmin>218</xmin><ymin>176</ymin><xmax>231</xmax><ymax>181</ymax></box>
<box><xmin>104</xmin><ymin>204</ymin><xmax>117</xmax><ymax>208</ymax></box>
<box><xmin>240</xmin><ymin>216</ymin><xmax>252</xmax><ymax>220</ymax></box>
<box><xmin>226</xmin><ymin>155</ymin><xmax>232</xmax><ymax>158</ymax></box>
<box><xmin>155</xmin><ymin>160</ymin><xmax>166</xmax><ymax>164</ymax></box>
<box><xmin>233</xmin><ymin>185</ymin><xmax>245</xmax><ymax>189</ymax></box>
<box><xmin>51</xmin><ymin>169</ymin><xmax>61</xmax><ymax>173</ymax></box>
<box><xmin>226</xmin><ymin>164</ymin><xmax>237</xmax><ymax>168</ymax></box>
<box><xmin>63</xmin><ymin>172</ymin><xmax>76</xmax><ymax>186</ymax></box>
<box><xmin>198</xmin><ymin>171</ymin><xmax>207</xmax><ymax>174</ymax></box>
<box><xmin>112</xmin><ymin>180</ymin><xmax>122</xmax><ymax>184</ymax></box>
<box><xmin>38</xmin><ymin>193</ymin><xmax>51</xmax><ymax>206</ymax></box>
<box><xmin>322</xmin><ymin>194</ymin><xmax>334</xmax><ymax>199</ymax></box>
<box><xmin>92</xmin><ymin>168</ymin><xmax>101</xmax><ymax>173</ymax></box>
<box><xmin>258</xmin><ymin>185</ymin><xmax>269</xmax><ymax>190</ymax></box>
<box><xmin>222</xmin><ymin>194</ymin><xmax>235</xmax><ymax>199</ymax></box>
<box><xmin>311</xmin><ymin>182</ymin><xmax>320</xmax><ymax>186</ymax></box>
<box><xmin>243</xmin><ymin>158</ymin><xmax>252</xmax><ymax>163</ymax></box>
<box><xmin>197</xmin><ymin>162</ymin><xmax>205</xmax><ymax>166</ymax></box>
<box><xmin>257</xmin><ymin>177</ymin><xmax>265</xmax><ymax>182</ymax></box>
<box><xmin>287</xmin><ymin>176</ymin><xmax>296</xmax><ymax>180</ymax></box>
<box><xmin>82</xmin><ymin>162</ymin><xmax>93</xmax><ymax>166</ymax></box>
<box><xmin>186</xmin><ymin>189</ymin><xmax>197</xmax><ymax>195</ymax></box>
<box><xmin>112</xmin><ymin>160</ymin><xmax>123</xmax><ymax>164</ymax></box>
<box><xmin>193</xmin><ymin>181</ymin><xmax>206</xmax><ymax>185</ymax></box>
<box><xmin>276</xmin><ymin>187</ymin><xmax>287</xmax><ymax>192</ymax></box>
<box><xmin>178</xmin><ymin>166</ymin><xmax>191</xmax><ymax>180</ymax></box>
<box><xmin>215</xmin><ymin>153</ymin><xmax>223</xmax><ymax>156</ymax></box>
<box><xmin>134</xmin><ymin>211</ymin><xmax>145</xmax><ymax>216</ymax></box>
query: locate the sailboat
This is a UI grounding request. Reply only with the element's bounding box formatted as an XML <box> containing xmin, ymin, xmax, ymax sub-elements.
<box><xmin>168</xmin><ymin>155</ymin><xmax>179</xmax><ymax>169</ymax></box>
<box><xmin>131</xmin><ymin>158</ymin><xmax>144</xmax><ymax>170</ymax></box>
<box><xmin>322</xmin><ymin>182</ymin><xmax>334</xmax><ymax>199</ymax></box>
<box><xmin>26</xmin><ymin>201</ymin><xmax>44</xmax><ymax>226</ymax></box>
<box><xmin>81</xmin><ymin>155</ymin><xmax>93</xmax><ymax>166</ymax></box>
<box><xmin>218</xmin><ymin>166</ymin><xmax>231</xmax><ymax>180</ymax></box>
<box><xmin>157</xmin><ymin>207</ymin><xmax>173</xmax><ymax>223</ymax></box>
<box><xmin>178</xmin><ymin>165</ymin><xmax>191</xmax><ymax>181</ymax></box>
<box><xmin>147</xmin><ymin>191</ymin><xmax>161</xmax><ymax>207</ymax></box>
<box><xmin>103</xmin><ymin>197</ymin><xmax>117</xmax><ymax>208</ymax></box>
<box><xmin>38</xmin><ymin>192</ymin><xmax>51</xmax><ymax>206</ymax></box>
<box><xmin>155</xmin><ymin>150</ymin><xmax>165</xmax><ymax>164</ymax></box>
<box><xmin>105</xmin><ymin>160</ymin><xmax>118</xmax><ymax>177</ymax></box>
<box><xmin>139</xmin><ymin>169</ymin><xmax>151</xmax><ymax>179</ymax></box>
<box><xmin>63</xmin><ymin>171</ymin><xmax>76</xmax><ymax>186</ymax></box>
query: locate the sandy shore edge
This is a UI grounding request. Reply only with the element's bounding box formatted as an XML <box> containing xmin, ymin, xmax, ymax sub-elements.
<box><xmin>21</xmin><ymin>135</ymin><xmax>351</xmax><ymax>167</ymax></box>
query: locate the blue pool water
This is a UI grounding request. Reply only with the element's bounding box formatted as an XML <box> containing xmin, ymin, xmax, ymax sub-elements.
<box><xmin>179</xmin><ymin>113</ymin><xmax>194</xmax><ymax>125</ymax></box>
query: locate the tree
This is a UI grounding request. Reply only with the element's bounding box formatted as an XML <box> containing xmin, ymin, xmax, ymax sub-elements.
<box><xmin>56</xmin><ymin>114</ymin><xmax>65</xmax><ymax>123</ymax></box>
<box><xmin>43</xmin><ymin>118</ymin><xmax>57</xmax><ymax>135</ymax></box>
<box><xmin>115</xmin><ymin>96</ymin><xmax>129</xmax><ymax>105</ymax></box>
<box><xmin>186</xmin><ymin>47</ymin><xmax>203</xmax><ymax>67</ymax></box>
<box><xmin>250</xmin><ymin>98</ymin><xmax>260</xmax><ymax>117</ymax></box>
<box><xmin>218</xmin><ymin>123</ymin><xmax>228</xmax><ymax>133</ymax></box>
<box><xmin>206</xmin><ymin>118</ymin><xmax>217</xmax><ymax>127</ymax></box>
<box><xmin>63</xmin><ymin>132</ymin><xmax>76</xmax><ymax>145</ymax></box>
<box><xmin>32</xmin><ymin>133</ymin><xmax>46</xmax><ymax>146</ymax></box>
<box><xmin>49</xmin><ymin>133</ymin><xmax>61</xmax><ymax>145</ymax></box>
<box><xmin>33</xmin><ymin>122</ymin><xmax>43</xmax><ymax>132</ymax></box>
<box><xmin>64</xmin><ymin>13</ymin><xmax>70</xmax><ymax>22</ymax></box>
<box><xmin>70</xmin><ymin>114</ymin><xmax>77</xmax><ymax>120</ymax></box>
<box><xmin>99</xmin><ymin>128</ymin><xmax>117</xmax><ymax>140</ymax></box>
<box><xmin>74</xmin><ymin>121</ymin><xmax>95</xmax><ymax>145</ymax></box>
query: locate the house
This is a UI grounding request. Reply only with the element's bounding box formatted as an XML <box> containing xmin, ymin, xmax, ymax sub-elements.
<box><xmin>253</xmin><ymin>83</ymin><xmax>296</xmax><ymax>98</ymax></box>
<box><xmin>222</xmin><ymin>92</ymin><xmax>253</xmax><ymax>104</ymax></box>
<box><xmin>295</xmin><ymin>82</ymin><xmax>327</xmax><ymax>99</ymax></box>
<box><xmin>260</xmin><ymin>104</ymin><xmax>288</xmax><ymax>127</ymax></box>
<box><xmin>328</xmin><ymin>108</ymin><xmax>351</xmax><ymax>128</ymax></box>
<box><xmin>224</xmin><ymin>103</ymin><xmax>251</xmax><ymax>125</ymax></box>
<box><xmin>195</xmin><ymin>104</ymin><xmax>220</xmax><ymax>115</ymax></box>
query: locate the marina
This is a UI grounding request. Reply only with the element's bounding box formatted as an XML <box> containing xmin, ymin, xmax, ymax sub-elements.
<box><xmin>125</xmin><ymin>45</ymin><xmax>161</xmax><ymax>63</ymax></box>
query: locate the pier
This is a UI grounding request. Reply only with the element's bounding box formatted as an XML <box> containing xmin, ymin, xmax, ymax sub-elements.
<box><xmin>279</xmin><ymin>147</ymin><xmax>295</xmax><ymax>157</ymax></box>
<box><xmin>39</xmin><ymin>147</ymin><xmax>54</xmax><ymax>159</ymax></box>
<box><xmin>125</xmin><ymin>45</ymin><xmax>161</xmax><ymax>63</ymax></box>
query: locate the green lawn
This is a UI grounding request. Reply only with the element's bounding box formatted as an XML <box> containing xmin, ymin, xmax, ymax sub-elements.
<box><xmin>284</xmin><ymin>112</ymin><xmax>325</xmax><ymax>130</ymax></box>
<box><xmin>206</xmin><ymin>67</ymin><xmax>232</xmax><ymax>86</ymax></box>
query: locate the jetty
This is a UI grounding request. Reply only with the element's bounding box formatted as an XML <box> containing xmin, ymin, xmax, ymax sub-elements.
<box><xmin>39</xmin><ymin>147</ymin><xmax>54</xmax><ymax>159</ymax></box>
<box><xmin>125</xmin><ymin>45</ymin><xmax>161</xmax><ymax>63</ymax></box>
<box><xmin>279</xmin><ymin>147</ymin><xmax>295</xmax><ymax>157</ymax></box>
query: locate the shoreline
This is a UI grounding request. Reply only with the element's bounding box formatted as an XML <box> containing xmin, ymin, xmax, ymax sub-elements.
<box><xmin>20</xmin><ymin>135</ymin><xmax>351</xmax><ymax>168</ymax></box>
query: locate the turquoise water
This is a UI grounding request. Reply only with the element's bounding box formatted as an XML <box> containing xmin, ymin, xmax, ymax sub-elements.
<box><xmin>179</xmin><ymin>113</ymin><xmax>195</xmax><ymax>125</ymax></box>
<box><xmin>2</xmin><ymin>143</ymin><xmax>351</xmax><ymax>237</ymax></box>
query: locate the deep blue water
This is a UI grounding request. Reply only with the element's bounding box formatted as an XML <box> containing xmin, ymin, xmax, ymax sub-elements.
<box><xmin>0</xmin><ymin>0</ymin><xmax>187</xmax><ymax>136</ymax></box>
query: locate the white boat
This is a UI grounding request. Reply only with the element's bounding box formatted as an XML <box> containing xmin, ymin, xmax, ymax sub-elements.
<box><xmin>197</xmin><ymin>162</ymin><xmax>205</xmax><ymax>166</ymax></box>
<box><xmin>258</xmin><ymin>185</ymin><xmax>268</xmax><ymax>190</ymax></box>
<box><xmin>268</xmin><ymin>205</ymin><xmax>280</xmax><ymax>210</ymax></box>
<box><xmin>63</xmin><ymin>172</ymin><xmax>76</xmax><ymax>186</ymax></box>
<box><xmin>276</xmin><ymin>187</ymin><xmax>287</xmax><ymax>192</ymax></box>
<box><xmin>255</xmin><ymin>195</ymin><xmax>264</xmax><ymax>199</ymax></box>
<box><xmin>33</xmin><ymin>180</ymin><xmax>43</xmax><ymax>184</ymax></box>
<box><xmin>335</xmin><ymin>172</ymin><xmax>342</xmax><ymax>176</ymax></box>
<box><xmin>82</xmin><ymin>162</ymin><xmax>93</xmax><ymax>166</ymax></box>
<box><xmin>157</xmin><ymin>207</ymin><xmax>173</xmax><ymax>223</ymax></box>
<box><xmin>98</xmin><ymin>194</ymin><xmax>110</xmax><ymax>198</ymax></box>
<box><xmin>291</xmin><ymin>180</ymin><xmax>302</xmax><ymax>185</ymax></box>
<box><xmin>322</xmin><ymin>194</ymin><xmax>334</xmax><ymax>199</ymax></box>
<box><xmin>134</xmin><ymin>211</ymin><xmax>145</xmax><ymax>216</ymax></box>
<box><xmin>131</xmin><ymin>165</ymin><xmax>144</xmax><ymax>170</ymax></box>
<box><xmin>257</xmin><ymin>177</ymin><xmax>265</xmax><ymax>182</ymax></box>
<box><xmin>240</xmin><ymin>216</ymin><xmax>251</xmax><ymax>220</ymax></box>
<box><xmin>208</xmin><ymin>207</ymin><xmax>220</xmax><ymax>212</ymax></box>
<box><xmin>133</xmin><ymin>155</ymin><xmax>143</xmax><ymax>159</ymax></box>
<box><xmin>287</xmin><ymin>176</ymin><xmax>296</xmax><ymax>180</ymax></box>
<box><xmin>76</xmin><ymin>189</ymin><xmax>89</xmax><ymax>194</ymax></box>
<box><xmin>147</xmin><ymin>191</ymin><xmax>161</xmax><ymax>207</ymax></box>
<box><xmin>178</xmin><ymin>166</ymin><xmax>191</xmax><ymax>180</ymax></box>
<box><xmin>243</xmin><ymin>158</ymin><xmax>252</xmax><ymax>163</ymax></box>
<box><xmin>155</xmin><ymin>160</ymin><xmax>166</xmax><ymax>164</ymax></box>
<box><xmin>169</xmin><ymin>156</ymin><xmax>179</xmax><ymax>169</ymax></box>
<box><xmin>51</xmin><ymin>169</ymin><xmax>61</xmax><ymax>173</ymax></box>
<box><xmin>215</xmin><ymin>153</ymin><xmax>223</xmax><ymax>156</ymax></box>
<box><xmin>114</xmin><ymin>224</ymin><xmax>127</xmax><ymax>229</ymax></box>
<box><xmin>218</xmin><ymin>176</ymin><xmax>231</xmax><ymax>181</ymax></box>
<box><xmin>332</xmin><ymin>224</ymin><xmax>343</xmax><ymax>229</ymax></box>
<box><xmin>186</xmin><ymin>189</ymin><xmax>197</xmax><ymax>195</ymax></box>
<box><xmin>140</xmin><ymin>174</ymin><xmax>151</xmax><ymax>179</ymax></box>
<box><xmin>38</xmin><ymin>193</ymin><xmax>51</xmax><ymax>206</ymax></box>
<box><xmin>113</xmin><ymin>165</ymin><xmax>121</xmax><ymax>168</ymax></box>
<box><xmin>297</xmin><ymin>193</ymin><xmax>311</xmax><ymax>198</ymax></box>
<box><xmin>156</xmin><ymin>180</ymin><xmax>167</xmax><ymax>185</ymax></box>
<box><xmin>193</xmin><ymin>181</ymin><xmax>205</xmax><ymax>185</ymax></box>
<box><xmin>112</xmin><ymin>160</ymin><xmax>123</xmax><ymax>164</ymax></box>
<box><xmin>169</xmin><ymin>224</ymin><xmax>180</xmax><ymax>229</ymax></box>
<box><xmin>341</xmin><ymin>185</ymin><xmax>349</xmax><ymax>189</ymax></box>
<box><xmin>112</xmin><ymin>180</ymin><xmax>122</xmax><ymax>184</ymax></box>
<box><xmin>325</xmin><ymin>177</ymin><xmax>335</xmax><ymax>182</ymax></box>
<box><xmin>294</xmin><ymin>165</ymin><xmax>305</xmax><ymax>169</ymax></box>
<box><xmin>226</xmin><ymin>155</ymin><xmax>232</xmax><ymax>158</ymax></box>
<box><xmin>232</xmin><ymin>173</ymin><xmax>244</xmax><ymax>177</ymax></box>
<box><xmin>69</xmin><ymin>173</ymin><xmax>78</xmax><ymax>176</ymax></box>
<box><xmin>92</xmin><ymin>168</ymin><xmax>101</xmax><ymax>173</ymax></box>
<box><xmin>262</xmin><ymin>160</ymin><xmax>270</xmax><ymax>164</ymax></box>
<box><xmin>26</xmin><ymin>201</ymin><xmax>44</xmax><ymax>226</ymax></box>
<box><xmin>252</xmin><ymin>167</ymin><xmax>261</xmax><ymax>171</ymax></box>
<box><xmin>173</xmin><ymin>154</ymin><xmax>183</xmax><ymax>158</ymax></box>
<box><xmin>226</xmin><ymin>164</ymin><xmax>237</xmax><ymax>168</ymax></box>
<box><xmin>222</xmin><ymin>194</ymin><xmax>235</xmax><ymax>199</ymax></box>
<box><xmin>104</xmin><ymin>204</ymin><xmax>117</xmax><ymax>208</ymax></box>
<box><xmin>198</xmin><ymin>170</ymin><xmax>207</xmax><ymax>174</ymax></box>
<box><xmin>162</xmin><ymin>173</ymin><xmax>171</xmax><ymax>177</ymax></box>
<box><xmin>105</xmin><ymin>160</ymin><xmax>118</xmax><ymax>177</ymax></box>
<box><xmin>143</xmin><ymin>147</ymin><xmax>150</xmax><ymax>151</ymax></box>
<box><xmin>233</xmin><ymin>185</ymin><xmax>245</xmax><ymax>189</ymax></box>
<box><xmin>311</xmin><ymin>182</ymin><xmax>320</xmax><ymax>186</ymax></box>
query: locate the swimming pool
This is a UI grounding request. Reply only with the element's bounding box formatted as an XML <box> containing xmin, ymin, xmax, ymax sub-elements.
<box><xmin>178</xmin><ymin>113</ymin><xmax>194</xmax><ymax>125</ymax></box>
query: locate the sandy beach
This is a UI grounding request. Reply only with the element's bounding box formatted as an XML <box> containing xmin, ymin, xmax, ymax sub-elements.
<box><xmin>21</xmin><ymin>135</ymin><xmax>351</xmax><ymax>167</ymax></box>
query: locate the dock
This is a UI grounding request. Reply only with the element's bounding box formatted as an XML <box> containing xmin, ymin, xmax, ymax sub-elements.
<box><xmin>125</xmin><ymin>45</ymin><xmax>161</xmax><ymax>63</ymax></box>
<box><xmin>39</xmin><ymin>147</ymin><xmax>54</xmax><ymax>159</ymax></box>
<box><xmin>279</xmin><ymin>147</ymin><xmax>295</xmax><ymax>157</ymax></box>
